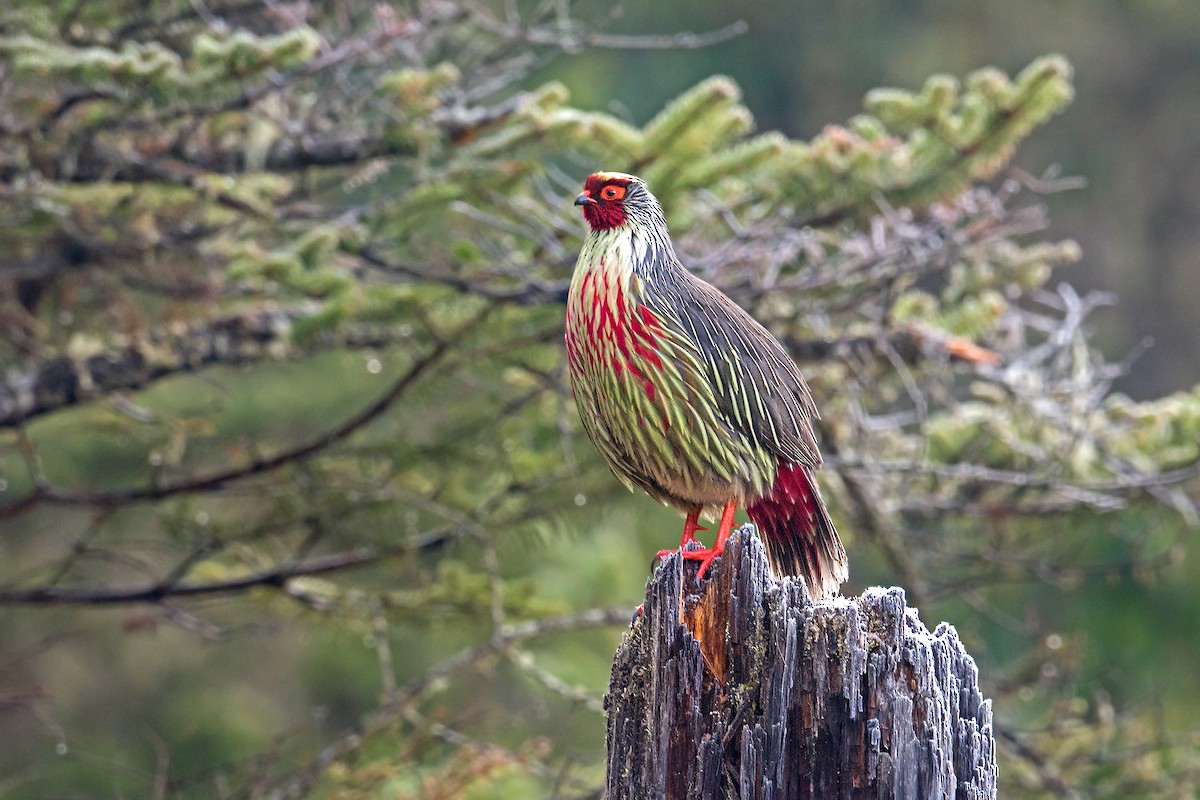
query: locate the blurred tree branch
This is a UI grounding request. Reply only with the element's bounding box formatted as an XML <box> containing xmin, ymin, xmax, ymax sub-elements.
<box><xmin>0</xmin><ymin>334</ymin><xmax>457</xmax><ymax>521</ymax></box>
<box><xmin>0</xmin><ymin>545</ymin><xmax>407</xmax><ymax>606</ymax></box>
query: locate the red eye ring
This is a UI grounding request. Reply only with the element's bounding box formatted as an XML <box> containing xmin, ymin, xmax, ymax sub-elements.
<box><xmin>601</xmin><ymin>185</ymin><xmax>626</xmax><ymax>201</ymax></box>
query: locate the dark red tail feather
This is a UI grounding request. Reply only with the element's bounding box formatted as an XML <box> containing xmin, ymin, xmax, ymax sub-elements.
<box><xmin>746</xmin><ymin>463</ymin><xmax>848</xmax><ymax>598</ymax></box>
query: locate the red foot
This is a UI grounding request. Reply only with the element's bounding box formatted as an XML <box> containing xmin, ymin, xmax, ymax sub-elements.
<box><xmin>656</xmin><ymin>506</ymin><xmax>708</xmax><ymax>562</ymax></box>
<box><xmin>670</xmin><ymin>500</ymin><xmax>738</xmax><ymax>581</ymax></box>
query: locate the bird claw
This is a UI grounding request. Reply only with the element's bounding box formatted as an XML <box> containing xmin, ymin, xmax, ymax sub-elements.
<box><xmin>695</xmin><ymin>552</ymin><xmax>720</xmax><ymax>581</ymax></box>
<box><xmin>677</xmin><ymin>546</ymin><xmax>722</xmax><ymax>581</ymax></box>
<box><xmin>656</xmin><ymin>500</ymin><xmax>734</xmax><ymax>579</ymax></box>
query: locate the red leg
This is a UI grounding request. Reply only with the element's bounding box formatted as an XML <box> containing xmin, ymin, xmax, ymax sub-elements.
<box><xmin>680</xmin><ymin>506</ymin><xmax>708</xmax><ymax>546</ymax></box>
<box><xmin>712</xmin><ymin>500</ymin><xmax>738</xmax><ymax>549</ymax></box>
<box><xmin>656</xmin><ymin>505</ymin><xmax>706</xmax><ymax>561</ymax></box>
<box><xmin>679</xmin><ymin>499</ymin><xmax>738</xmax><ymax>580</ymax></box>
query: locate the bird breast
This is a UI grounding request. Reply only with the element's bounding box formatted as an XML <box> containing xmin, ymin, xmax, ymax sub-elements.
<box><xmin>565</xmin><ymin>228</ymin><xmax>777</xmax><ymax>509</ymax></box>
<box><xmin>565</xmin><ymin>228</ymin><xmax>663</xmax><ymax>407</ymax></box>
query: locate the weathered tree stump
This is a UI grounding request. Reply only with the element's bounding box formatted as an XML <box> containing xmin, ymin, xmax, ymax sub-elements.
<box><xmin>605</xmin><ymin>527</ymin><xmax>996</xmax><ymax>799</ymax></box>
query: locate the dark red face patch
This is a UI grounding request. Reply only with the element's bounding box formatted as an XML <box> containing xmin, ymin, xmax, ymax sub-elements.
<box><xmin>581</xmin><ymin>174</ymin><xmax>631</xmax><ymax>231</ymax></box>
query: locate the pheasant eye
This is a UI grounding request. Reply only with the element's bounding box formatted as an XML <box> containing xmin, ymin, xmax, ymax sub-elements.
<box><xmin>601</xmin><ymin>185</ymin><xmax>626</xmax><ymax>201</ymax></box>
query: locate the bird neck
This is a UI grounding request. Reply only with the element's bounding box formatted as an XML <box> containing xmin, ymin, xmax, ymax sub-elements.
<box><xmin>567</xmin><ymin>220</ymin><xmax>680</xmax><ymax>374</ymax></box>
<box><xmin>575</xmin><ymin>221</ymin><xmax>677</xmax><ymax>290</ymax></box>
<box><xmin>566</xmin><ymin>223</ymin><xmax>673</xmax><ymax>396</ymax></box>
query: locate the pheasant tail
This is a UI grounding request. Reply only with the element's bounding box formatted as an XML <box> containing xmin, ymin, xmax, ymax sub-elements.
<box><xmin>746</xmin><ymin>463</ymin><xmax>848</xmax><ymax>599</ymax></box>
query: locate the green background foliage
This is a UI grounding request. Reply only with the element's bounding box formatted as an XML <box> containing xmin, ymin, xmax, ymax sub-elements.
<box><xmin>0</xmin><ymin>1</ymin><xmax>1198</xmax><ymax>797</ymax></box>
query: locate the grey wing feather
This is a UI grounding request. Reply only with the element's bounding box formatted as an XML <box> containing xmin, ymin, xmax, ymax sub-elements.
<box><xmin>648</xmin><ymin>270</ymin><xmax>823</xmax><ymax>468</ymax></box>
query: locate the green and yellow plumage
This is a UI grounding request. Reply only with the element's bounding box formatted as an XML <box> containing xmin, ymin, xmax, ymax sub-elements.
<box><xmin>567</xmin><ymin>172</ymin><xmax>848</xmax><ymax>598</ymax></box>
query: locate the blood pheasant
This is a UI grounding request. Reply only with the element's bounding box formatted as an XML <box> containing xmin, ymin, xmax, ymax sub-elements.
<box><xmin>566</xmin><ymin>172</ymin><xmax>848</xmax><ymax>598</ymax></box>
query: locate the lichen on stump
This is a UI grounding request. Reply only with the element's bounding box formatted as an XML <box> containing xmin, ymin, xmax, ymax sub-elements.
<box><xmin>605</xmin><ymin>526</ymin><xmax>996</xmax><ymax>799</ymax></box>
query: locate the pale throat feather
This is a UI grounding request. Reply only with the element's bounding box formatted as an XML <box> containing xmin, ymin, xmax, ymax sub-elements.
<box><xmin>570</xmin><ymin>226</ymin><xmax>648</xmax><ymax>305</ymax></box>
<box><xmin>566</xmin><ymin>226</ymin><xmax>648</xmax><ymax>364</ymax></box>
